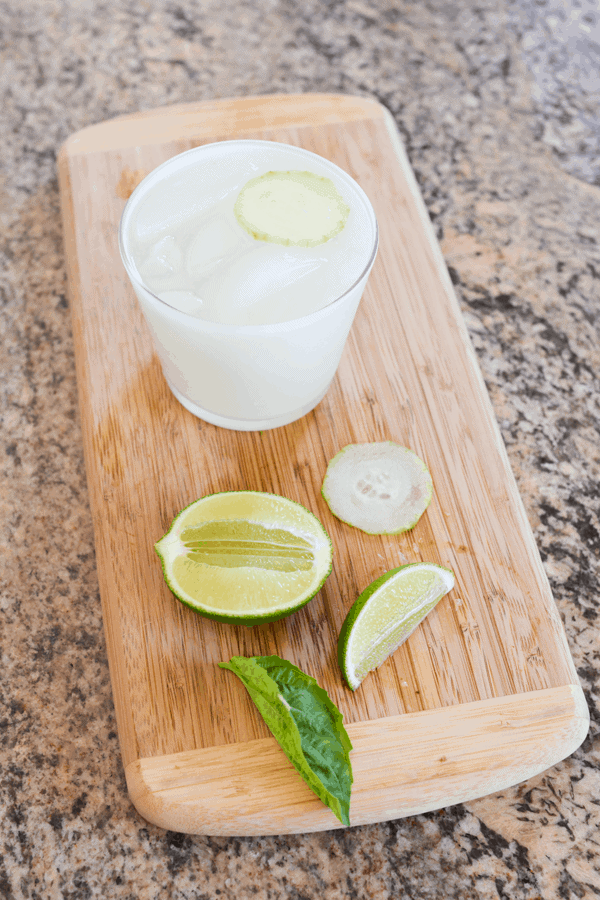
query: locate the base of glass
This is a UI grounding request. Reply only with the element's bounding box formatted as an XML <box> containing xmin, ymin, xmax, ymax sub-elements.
<box><xmin>165</xmin><ymin>378</ymin><xmax>331</xmax><ymax>431</ymax></box>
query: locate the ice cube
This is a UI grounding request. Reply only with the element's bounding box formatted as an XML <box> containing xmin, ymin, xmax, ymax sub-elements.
<box><xmin>186</xmin><ymin>213</ymin><xmax>246</xmax><ymax>278</ymax></box>
<box><xmin>200</xmin><ymin>245</ymin><xmax>328</xmax><ymax>325</ymax></box>
<box><xmin>139</xmin><ymin>235</ymin><xmax>183</xmax><ymax>281</ymax></box>
<box><xmin>157</xmin><ymin>289</ymin><xmax>204</xmax><ymax>316</ymax></box>
<box><xmin>132</xmin><ymin>164</ymin><xmax>236</xmax><ymax>243</ymax></box>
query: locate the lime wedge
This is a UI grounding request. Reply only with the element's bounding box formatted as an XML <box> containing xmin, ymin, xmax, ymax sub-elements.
<box><xmin>234</xmin><ymin>170</ymin><xmax>350</xmax><ymax>247</ymax></box>
<box><xmin>321</xmin><ymin>442</ymin><xmax>433</xmax><ymax>534</ymax></box>
<box><xmin>338</xmin><ymin>563</ymin><xmax>454</xmax><ymax>690</ymax></box>
<box><xmin>155</xmin><ymin>491</ymin><xmax>332</xmax><ymax>625</ymax></box>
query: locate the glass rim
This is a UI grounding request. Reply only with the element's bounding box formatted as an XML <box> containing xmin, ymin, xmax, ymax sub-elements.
<box><xmin>118</xmin><ymin>139</ymin><xmax>379</xmax><ymax>334</ymax></box>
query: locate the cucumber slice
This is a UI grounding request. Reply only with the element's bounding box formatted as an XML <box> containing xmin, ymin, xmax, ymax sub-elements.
<box><xmin>234</xmin><ymin>170</ymin><xmax>350</xmax><ymax>247</ymax></box>
<box><xmin>321</xmin><ymin>442</ymin><xmax>433</xmax><ymax>534</ymax></box>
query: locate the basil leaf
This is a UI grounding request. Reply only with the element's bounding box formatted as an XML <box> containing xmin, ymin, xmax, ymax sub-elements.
<box><xmin>219</xmin><ymin>655</ymin><xmax>353</xmax><ymax>825</ymax></box>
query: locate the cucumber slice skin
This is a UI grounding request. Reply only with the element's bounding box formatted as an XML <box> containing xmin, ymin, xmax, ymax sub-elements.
<box><xmin>337</xmin><ymin>563</ymin><xmax>454</xmax><ymax>690</ymax></box>
<box><xmin>155</xmin><ymin>490</ymin><xmax>333</xmax><ymax>626</ymax></box>
<box><xmin>321</xmin><ymin>442</ymin><xmax>433</xmax><ymax>535</ymax></box>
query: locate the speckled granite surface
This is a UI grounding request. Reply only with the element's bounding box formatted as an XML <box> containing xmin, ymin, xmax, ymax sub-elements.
<box><xmin>1</xmin><ymin>1</ymin><xmax>599</xmax><ymax>897</ymax></box>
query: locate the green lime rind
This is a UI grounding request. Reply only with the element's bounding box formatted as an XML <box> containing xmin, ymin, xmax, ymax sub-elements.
<box><xmin>234</xmin><ymin>170</ymin><xmax>350</xmax><ymax>248</ymax></box>
<box><xmin>321</xmin><ymin>442</ymin><xmax>433</xmax><ymax>535</ymax></box>
<box><xmin>157</xmin><ymin>568</ymin><xmax>327</xmax><ymax>626</ymax></box>
<box><xmin>155</xmin><ymin>491</ymin><xmax>333</xmax><ymax>626</ymax></box>
<box><xmin>338</xmin><ymin>562</ymin><xmax>455</xmax><ymax>691</ymax></box>
<box><xmin>219</xmin><ymin>655</ymin><xmax>353</xmax><ymax>825</ymax></box>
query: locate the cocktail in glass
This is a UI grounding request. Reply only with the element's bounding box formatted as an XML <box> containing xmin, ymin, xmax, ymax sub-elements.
<box><xmin>119</xmin><ymin>140</ymin><xmax>378</xmax><ymax>431</ymax></box>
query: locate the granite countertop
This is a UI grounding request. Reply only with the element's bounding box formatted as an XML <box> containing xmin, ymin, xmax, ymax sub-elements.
<box><xmin>1</xmin><ymin>1</ymin><xmax>599</xmax><ymax>897</ymax></box>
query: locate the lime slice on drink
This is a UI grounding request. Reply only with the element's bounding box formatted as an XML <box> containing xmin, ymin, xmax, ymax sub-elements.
<box><xmin>234</xmin><ymin>170</ymin><xmax>350</xmax><ymax>247</ymax></box>
<box><xmin>322</xmin><ymin>442</ymin><xmax>433</xmax><ymax>534</ymax></box>
<box><xmin>338</xmin><ymin>563</ymin><xmax>455</xmax><ymax>690</ymax></box>
<box><xmin>155</xmin><ymin>491</ymin><xmax>332</xmax><ymax>625</ymax></box>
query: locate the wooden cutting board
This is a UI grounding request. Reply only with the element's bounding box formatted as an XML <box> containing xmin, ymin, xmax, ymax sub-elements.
<box><xmin>58</xmin><ymin>93</ymin><xmax>588</xmax><ymax>836</ymax></box>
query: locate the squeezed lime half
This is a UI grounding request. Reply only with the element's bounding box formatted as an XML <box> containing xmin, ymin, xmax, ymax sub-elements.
<box><xmin>155</xmin><ymin>491</ymin><xmax>333</xmax><ymax>625</ymax></box>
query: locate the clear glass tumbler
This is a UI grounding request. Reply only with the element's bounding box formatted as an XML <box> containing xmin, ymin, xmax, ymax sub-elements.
<box><xmin>119</xmin><ymin>140</ymin><xmax>378</xmax><ymax>431</ymax></box>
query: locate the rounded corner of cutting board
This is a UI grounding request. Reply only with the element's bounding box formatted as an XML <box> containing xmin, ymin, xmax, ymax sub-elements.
<box><xmin>123</xmin><ymin>738</ymin><xmax>346</xmax><ymax>837</ymax></box>
<box><xmin>123</xmin><ymin>684</ymin><xmax>589</xmax><ymax>836</ymax></box>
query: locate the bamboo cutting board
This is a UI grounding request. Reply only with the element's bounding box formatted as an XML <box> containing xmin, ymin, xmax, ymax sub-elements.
<box><xmin>58</xmin><ymin>94</ymin><xmax>588</xmax><ymax>836</ymax></box>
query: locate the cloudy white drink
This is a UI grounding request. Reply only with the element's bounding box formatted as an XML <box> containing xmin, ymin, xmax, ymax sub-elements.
<box><xmin>119</xmin><ymin>140</ymin><xmax>378</xmax><ymax>430</ymax></box>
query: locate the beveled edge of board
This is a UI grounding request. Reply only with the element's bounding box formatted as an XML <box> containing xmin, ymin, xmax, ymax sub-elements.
<box><xmin>57</xmin><ymin>92</ymin><xmax>386</xmax><ymax>158</ymax></box>
<box><xmin>124</xmin><ymin>683</ymin><xmax>588</xmax><ymax>836</ymax></box>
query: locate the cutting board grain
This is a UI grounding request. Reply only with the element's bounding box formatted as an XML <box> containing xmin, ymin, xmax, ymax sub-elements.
<box><xmin>58</xmin><ymin>93</ymin><xmax>588</xmax><ymax>836</ymax></box>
